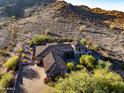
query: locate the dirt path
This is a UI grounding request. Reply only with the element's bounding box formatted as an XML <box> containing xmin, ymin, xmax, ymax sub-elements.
<box><xmin>20</xmin><ymin>65</ymin><xmax>53</xmax><ymax>93</ymax></box>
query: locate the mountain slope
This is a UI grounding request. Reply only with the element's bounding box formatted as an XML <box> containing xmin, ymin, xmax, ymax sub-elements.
<box><xmin>0</xmin><ymin>0</ymin><xmax>56</xmax><ymax>21</ymax></box>
<box><xmin>0</xmin><ymin>1</ymin><xmax>124</xmax><ymax>62</ymax></box>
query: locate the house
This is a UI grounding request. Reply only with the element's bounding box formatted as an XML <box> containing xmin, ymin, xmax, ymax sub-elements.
<box><xmin>72</xmin><ymin>41</ymin><xmax>104</xmax><ymax>60</ymax></box>
<box><xmin>33</xmin><ymin>43</ymin><xmax>74</xmax><ymax>78</ymax></box>
<box><xmin>71</xmin><ymin>41</ymin><xmax>91</xmax><ymax>55</ymax></box>
<box><xmin>33</xmin><ymin>41</ymin><xmax>103</xmax><ymax>78</ymax></box>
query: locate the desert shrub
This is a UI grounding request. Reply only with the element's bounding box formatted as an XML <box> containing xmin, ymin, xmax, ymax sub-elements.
<box><xmin>79</xmin><ymin>25</ymin><xmax>86</xmax><ymax>32</ymax></box>
<box><xmin>54</xmin><ymin>69</ymin><xmax>124</xmax><ymax>93</ymax></box>
<box><xmin>80</xmin><ymin>39</ymin><xmax>100</xmax><ymax>51</ymax></box>
<box><xmin>4</xmin><ymin>56</ymin><xmax>19</xmax><ymax>70</ymax></box>
<box><xmin>96</xmin><ymin>60</ymin><xmax>112</xmax><ymax>69</ymax></box>
<box><xmin>22</xmin><ymin>53</ymin><xmax>26</xmax><ymax>58</ymax></box>
<box><xmin>80</xmin><ymin>39</ymin><xmax>92</xmax><ymax>48</ymax></box>
<box><xmin>10</xmin><ymin>16</ymin><xmax>16</xmax><ymax>21</ymax></box>
<box><xmin>0</xmin><ymin>72</ymin><xmax>13</xmax><ymax>91</ymax></box>
<box><xmin>21</xmin><ymin>59</ymin><xmax>28</xmax><ymax>63</ymax></box>
<box><xmin>67</xmin><ymin>62</ymin><xmax>74</xmax><ymax>71</ymax></box>
<box><xmin>76</xmin><ymin>64</ymin><xmax>83</xmax><ymax>70</ymax></box>
<box><xmin>80</xmin><ymin>55</ymin><xmax>96</xmax><ymax>69</ymax></box>
<box><xmin>28</xmin><ymin>41</ymin><xmax>33</xmax><ymax>47</ymax></box>
<box><xmin>90</xmin><ymin>44</ymin><xmax>100</xmax><ymax>51</ymax></box>
<box><xmin>19</xmin><ymin>48</ymin><xmax>24</xmax><ymax>53</ymax></box>
<box><xmin>80</xmin><ymin>39</ymin><xmax>87</xmax><ymax>45</ymax></box>
<box><xmin>31</xmin><ymin>35</ymin><xmax>49</xmax><ymax>45</ymax></box>
<box><xmin>0</xmin><ymin>49</ymin><xmax>10</xmax><ymax>57</ymax></box>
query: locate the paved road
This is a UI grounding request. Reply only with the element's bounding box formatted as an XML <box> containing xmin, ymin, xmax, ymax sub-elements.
<box><xmin>20</xmin><ymin>65</ymin><xmax>53</xmax><ymax>93</ymax></box>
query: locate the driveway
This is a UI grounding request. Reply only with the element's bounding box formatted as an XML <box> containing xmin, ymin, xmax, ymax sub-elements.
<box><xmin>20</xmin><ymin>65</ymin><xmax>53</xmax><ymax>93</ymax></box>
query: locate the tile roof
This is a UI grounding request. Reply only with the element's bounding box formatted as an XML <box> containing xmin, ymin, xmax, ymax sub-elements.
<box><xmin>43</xmin><ymin>52</ymin><xmax>55</xmax><ymax>72</ymax></box>
<box><xmin>35</xmin><ymin>43</ymin><xmax>73</xmax><ymax>72</ymax></box>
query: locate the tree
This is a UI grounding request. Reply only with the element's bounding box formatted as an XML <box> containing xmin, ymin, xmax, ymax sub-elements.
<box><xmin>80</xmin><ymin>55</ymin><xmax>96</xmax><ymax>69</ymax></box>
<box><xmin>54</xmin><ymin>69</ymin><xmax>124</xmax><ymax>93</ymax></box>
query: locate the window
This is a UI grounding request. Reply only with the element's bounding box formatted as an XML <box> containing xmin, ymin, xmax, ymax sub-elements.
<box><xmin>64</xmin><ymin>52</ymin><xmax>74</xmax><ymax>58</ymax></box>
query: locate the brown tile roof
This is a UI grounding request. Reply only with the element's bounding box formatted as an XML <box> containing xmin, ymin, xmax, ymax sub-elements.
<box><xmin>54</xmin><ymin>44</ymin><xmax>74</xmax><ymax>52</ymax></box>
<box><xmin>35</xmin><ymin>45</ymin><xmax>49</xmax><ymax>57</ymax></box>
<box><xmin>43</xmin><ymin>51</ymin><xmax>67</xmax><ymax>73</ymax></box>
<box><xmin>35</xmin><ymin>43</ymin><xmax>72</xmax><ymax>73</ymax></box>
<box><xmin>43</xmin><ymin>52</ymin><xmax>55</xmax><ymax>72</ymax></box>
<box><xmin>35</xmin><ymin>43</ymin><xmax>74</xmax><ymax>57</ymax></box>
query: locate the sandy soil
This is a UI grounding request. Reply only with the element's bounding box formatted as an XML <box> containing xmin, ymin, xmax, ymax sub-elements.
<box><xmin>21</xmin><ymin>65</ymin><xmax>53</xmax><ymax>93</ymax></box>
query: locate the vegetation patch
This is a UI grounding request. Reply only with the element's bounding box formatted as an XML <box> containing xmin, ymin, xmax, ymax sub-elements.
<box><xmin>67</xmin><ymin>62</ymin><xmax>74</xmax><ymax>71</ymax></box>
<box><xmin>4</xmin><ymin>56</ymin><xmax>19</xmax><ymax>70</ymax></box>
<box><xmin>54</xmin><ymin>69</ymin><xmax>124</xmax><ymax>93</ymax></box>
<box><xmin>29</xmin><ymin>35</ymin><xmax>49</xmax><ymax>46</ymax></box>
<box><xmin>19</xmin><ymin>47</ymin><xmax>25</xmax><ymax>53</ymax></box>
<box><xmin>0</xmin><ymin>72</ymin><xmax>13</xmax><ymax>92</ymax></box>
<box><xmin>96</xmin><ymin>60</ymin><xmax>111</xmax><ymax>70</ymax></box>
<box><xmin>80</xmin><ymin>55</ymin><xmax>96</xmax><ymax>69</ymax></box>
<box><xmin>0</xmin><ymin>49</ymin><xmax>10</xmax><ymax>57</ymax></box>
<box><xmin>22</xmin><ymin>53</ymin><xmax>26</xmax><ymax>58</ymax></box>
<box><xmin>80</xmin><ymin>39</ymin><xmax>100</xmax><ymax>51</ymax></box>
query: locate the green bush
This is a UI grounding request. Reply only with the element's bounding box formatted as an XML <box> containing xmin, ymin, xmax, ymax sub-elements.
<box><xmin>0</xmin><ymin>72</ymin><xmax>13</xmax><ymax>90</ymax></box>
<box><xmin>4</xmin><ymin>56</ymin><xmax>19</xmax><ymax>70</ymax></box>
<box><xmin>90</xmin><ymin>44</ymin><xmax>100</xmax><ymax>51</ymax></box>
<box><xmin>80</xmin><ymin>39</ymin><xmax>87</xmax><ymax>45</ymax></box>
<box><xmin>22</xmin><ymin>53</ymin><xmax>26</xmax><ymax>58</ymax></box>
<box><xmin>80</xmin><ymin>55</ymin><xmax>96</xmax><ymax>69</ymax></box>
<box><xmin>67</xmin><ymin>62</ymin><xmax>74</xmax><ymax>71</ymax></box>
<box><xmin>54</xmin><ymin>69</ymin><xmax>124</xmax><ymax>93</ymax></box>
<box><xmin>80</xmin><ymin>39</ymin><xmax>100</xmax><ymax>51</ymax></box>
<box><xmin>28</xmin><ymin>41</ymin><xmax>33</xmax><ymax>47</ymax></box>
<box><xmin>31</xmin><ymin>35</ymin><xmax>49</xmax><ymax>45</ymax></box>
<box><xmin>21</xmin><ymin>59</ymin><xmax>27</xmax><ymax>63</ymax></box>
<box><xmin>76</xmin><ymin>64</ymin><xmax>83</xmax><ymax>70</ymax></box>
<box><xmin>19</xmin><ymin>48</ymin><xmax>24</xmax><ymax>53</ymax></box>
<box><xmin>96</xmin><ymin>60</ymin><xmax>112</xmax><ymax>69</ymax></box>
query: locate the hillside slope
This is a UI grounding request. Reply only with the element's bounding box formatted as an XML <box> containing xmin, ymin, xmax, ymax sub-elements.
<box><xmin>0</xmin><ymin>1</ymin><xmax>124</xmax><ymax>62</ymax></box>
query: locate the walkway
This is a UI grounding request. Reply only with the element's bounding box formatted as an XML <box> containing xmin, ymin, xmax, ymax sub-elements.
<box><xmin>20</xmin><ymin>65</ymin><xmax>53</xmax><ymax>93</ymax></box>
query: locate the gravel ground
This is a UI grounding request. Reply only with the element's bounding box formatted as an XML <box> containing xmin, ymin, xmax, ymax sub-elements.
<box><xmin>20</xmin><ymin>65</ymin><xmax>53</xmax><ymax>93</ymax></box>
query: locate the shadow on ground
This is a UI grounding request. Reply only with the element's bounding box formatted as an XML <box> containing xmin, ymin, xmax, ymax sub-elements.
<box><xmin>22</xmin><ymin>67</ymin><xmax>40</xmax><ymax>80</ymax></box>
<box><xmin>19</xmin><ymin>85</ymin><xmax>28</xmax><ymax>93</ymax></box>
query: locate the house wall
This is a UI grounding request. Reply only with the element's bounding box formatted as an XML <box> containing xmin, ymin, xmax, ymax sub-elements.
<box><xmin>75</xmin><ymin>46</ymin><xmax>90</xmax><ymax>55</ymax></box>
<box><xmin>46</xmin><ymin>69</ymin><xmax>67</xmax><ymax>78</ymax></box>
<box><xmin>63</xmin><ymin>51</ymin><xmax>74</xmax><ymax>59</ymax></box>
<box><xmin>36</xmin><ymin>57</ymin><xmax>43</xmax><ymax>65</ymax></box>
<box><xmin>46</xmin><ymin>62</ymin><xmax>67</xmax><ymax>78</ymax></box>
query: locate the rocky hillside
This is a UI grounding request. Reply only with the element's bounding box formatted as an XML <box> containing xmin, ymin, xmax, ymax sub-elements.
<box><xmin>0</xmin><ymin>0</ymin><xmax>56</xmax><ymax>22</ymax></box>
<box><xmin>0</xmin><ymin>1</ymin><xmax>124</xmax><ymax>62</ymax></box>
